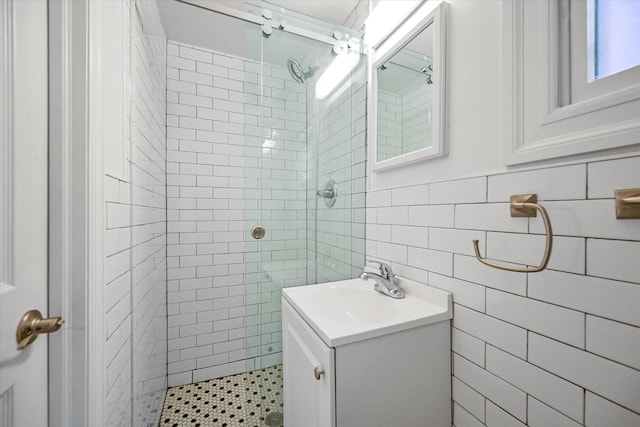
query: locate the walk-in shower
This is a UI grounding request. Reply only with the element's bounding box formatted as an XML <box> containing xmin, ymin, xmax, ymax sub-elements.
<box><xmin>159</xmin><ymin>0</ymin><xmax>367</xmax><ymax>424</ymax></box>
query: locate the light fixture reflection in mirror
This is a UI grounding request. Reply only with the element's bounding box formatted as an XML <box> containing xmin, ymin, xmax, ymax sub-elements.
<box><xmin>376</xmin><ymin>22</ymin><xmax>434</xmax><ymax>162</ymax></box>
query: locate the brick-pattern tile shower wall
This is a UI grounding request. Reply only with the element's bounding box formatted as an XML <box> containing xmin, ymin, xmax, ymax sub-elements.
<box><xmin>131</xmin><ymin>1</ymin><xmax>167</xmax><ymax>425</ymax></box>
<box><xmin>103</xmin><ymin>1</ymin><xmax>167</xmax><ymax>425</ymax></box>
<box><xmin>103</xmin><ymin>1</ymin><xmax>134</xmax><ymax>424</ymax></box>
<box><xmin>366</xmin><ymin>157</ymin><xmax>640</xmax><ymax>426</ymax></box>
<box><xmin>401</xmin><ymin>82</ymin><xmax>432</xmax><ymax>154</ymax></box>
<box><xmin>377</xmin><ymin>85</ymin><xmax>432</xmax><ymax>162</ymax></box>
<box><xmin>377</xmin><ymin>90</ymin><xmax>403</xmax><ymax>161</ymax></box>
<box><xmin>305</xmin><ymin>67</ymin><xmax>367</xmax><ymax>284</ymax></box>
<box><xmin>165</xmin><ymin>41</ymin><xmax>307</xmax><ymax>386</ymax></box>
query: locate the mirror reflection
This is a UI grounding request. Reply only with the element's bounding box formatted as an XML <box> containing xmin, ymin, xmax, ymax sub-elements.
<box><xmin>376</xmin><ymin>22</ymin><xmax>434</xmax><ymax>162</ymax></box>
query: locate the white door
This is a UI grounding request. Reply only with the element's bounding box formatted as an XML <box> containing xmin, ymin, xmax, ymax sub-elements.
<box><xmin>0</xmin><ymin>0</ymin><xmax>52</xmax><ymax>425</ymax></box>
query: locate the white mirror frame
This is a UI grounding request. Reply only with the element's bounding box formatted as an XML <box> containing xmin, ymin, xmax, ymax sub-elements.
<box><xmin>368</xmin><ymin>1</ymin><xmax>448</xmax><ymax>172</ymax></box>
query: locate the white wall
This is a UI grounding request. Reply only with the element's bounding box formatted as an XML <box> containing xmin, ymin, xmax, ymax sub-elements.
<box><xmin>306</xmin><ymin>66</ymin><xmax>367</xmax><ymax>284</ymax></box>
<box><xmin>131</xmin><ymin>1</ymin><xmax>168</xmax><ymax>425</ymax></box>
<box><xmin>377</xmin><ymin>90</ymin><xmax>403</xmax><ymax>160</ymax></box>
<box><xmin>401</xmin><ymin>81</ymin><xmax>432</xmax><ymax>153</ymax></box>
<box><xmin>101</xmin><ymin>0</ymin><xmax>167</xmax><ymax>425</ymax></box>
<box><xmin>102</xmin><ymin>1</ymin><xmax>133</xmax><ymax>423</ymax></box>
<box><xmin>165</xmin><ymin>40</ymin><xmax>309</xmax><ymax>386</ymax></box>
<box><xmin>368</xmin><ymin>0</ymin><xmax>504</xmax><ymax>190</ymax></box>
<box><xmin>376</xmin><ymin>84</ymin><xmax>433</xmax><ymax>161</ymax></box>
<box><xmin>367</xmin><ymin>158</ymin><xmax>640</xmax><ymax>427</ymax></box>
<box><xmin>164</xmin><ymin>35</ymin><xmax>368</xmax><ymax>385</ymax></box>
<box><xmin>366</xmin><ymin>1</ymin><xmax>640</xmax><ymax>426</ymax></box>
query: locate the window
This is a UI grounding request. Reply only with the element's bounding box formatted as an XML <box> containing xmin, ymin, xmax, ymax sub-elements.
<box><xmin>503</xmin><ymin>0</ymin><xmax>640</xmax><ymax>165</ymax></box>
<box><xmin>591</xmin><ymin>0</ymin><xmax>640</xmax><ymax>80</ymax></box>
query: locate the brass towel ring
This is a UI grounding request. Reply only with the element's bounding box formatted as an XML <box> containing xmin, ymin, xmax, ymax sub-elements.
<box><xmin>472</xmin><ymin>194</ymin><xmax>553</xmax><ymax>273</ymax></box>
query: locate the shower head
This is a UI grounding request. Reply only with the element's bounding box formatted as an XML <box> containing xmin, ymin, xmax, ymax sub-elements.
<box><xmin>287</xmin><ymin>58</ymin><xmax>318</xmax><ymax>84</ymax></box>
<box><xmin>287</xmin><ymin>58</ymin><xmax>305</xmax><ymax>84</ymax></box>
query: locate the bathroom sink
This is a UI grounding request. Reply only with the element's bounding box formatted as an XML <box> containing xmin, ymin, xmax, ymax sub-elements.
<box><xmin>315</xmin><ymin>285</ymin><xmax>401</xmax><ymax>324</ymax></box>
<box><xmin>282</xmin><ymin>277</ymin><xmax>452</xmax><ymax>347</ymax></box>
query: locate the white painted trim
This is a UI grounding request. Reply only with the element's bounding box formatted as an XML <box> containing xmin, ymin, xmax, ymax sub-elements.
<box><xmin>368</xmin><ymin>2</ymin><xmax>448</xmax><ymax>174</ymax></box>
<box><xmin>48</xmin><ymin>2</ymin><xmax>72</xmax><ymax>424</ymax></box>
<box><xmin>0</xmin><ymin>0</ymin><xmax>13</xmax><ymax>291</ymax></box>
<box><xmin>503</xmin><ymin>0</ymin><xmax>640</xmax><ymax>165</ymax></box>
<box><xmin>87</xmin><ymin>0</ymin><xmax>105</xmax><ymax>425</ymax></box>
<box><xmin>48</xmin><ymin>1</ymin><xmax>93</xmax><ymax>425</ymax></box>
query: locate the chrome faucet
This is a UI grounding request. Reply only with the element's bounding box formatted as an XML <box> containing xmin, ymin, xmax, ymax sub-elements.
<box><xmin>360</xmin><ymin>260</ymin><xmax>405</xmax><ymax>299</ymax></box>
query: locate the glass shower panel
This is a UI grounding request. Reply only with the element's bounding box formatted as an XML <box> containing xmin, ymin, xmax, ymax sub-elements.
<box><xmin>240</xmin><ymin>2</ymin><xmax>366</xmax><ymax>425</ymax></box>
<box><xmin>239</xmin><ymin>10</ymin><xmax>264</xmax><ymax>376</ymax></box>
<box><xmin>245</xmin><ymin>0</ymin><xmax>368</xmax><ymax>360</ymax></box>
<box><xmin>131</xmin><ymin>2</ymin><xmax>168</xmax><ymax>425</ymax></box>
<box><xmin>311</xmin><ymin>58</ymin><xmax>368</xmax><ymax>284</ymax></box>
<box><xmin>247</xmin><ymin>4</ymin><xmax>332</xmax><ymax>373</ymax></box>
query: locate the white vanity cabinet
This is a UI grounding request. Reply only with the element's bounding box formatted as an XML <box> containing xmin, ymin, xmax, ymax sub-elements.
<box><xmin>282</xmin><ymin>300</ymin><xmax>335</xmax><ymax>427</ymax></box>
<box><xmin>282</xmin><ymin>278</ymin><xmax>452</xmax><ymax>427</ymax></box>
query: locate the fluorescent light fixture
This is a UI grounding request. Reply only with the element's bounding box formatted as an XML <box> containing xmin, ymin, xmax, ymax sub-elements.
<box><xmin>364</xmin><ymin>0</ymin><xmax>421</xmax><ymax>48</ymax></box>
<box><xmin>315</xmin><ymin>51</ymin><xmax>361</xmax><ymax>99</ymax></box>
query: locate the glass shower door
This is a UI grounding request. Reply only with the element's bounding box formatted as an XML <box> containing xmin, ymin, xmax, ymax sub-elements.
<box><xmin>243</xmin><ymin>2</ymin><xmax>367</xmax><ymax>425</ymax></box>
<box><xmin>243</xmin><ymin>7</ymin><xmax>331</xmax><ymax>426</ymax></box>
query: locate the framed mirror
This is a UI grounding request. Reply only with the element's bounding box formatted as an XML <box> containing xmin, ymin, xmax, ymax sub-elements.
<box><xmin>368</xmin><ymin>2</ymin><xmax>448</xmax><ymax>172</ymax></box>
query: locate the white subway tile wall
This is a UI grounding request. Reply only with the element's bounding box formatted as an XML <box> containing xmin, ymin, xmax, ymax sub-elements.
<box><xmin>103</xmin><ymin>1</ymin><xmax>167</xmax><ymax>426</ymax></box>
<box><xmin>401</xmin><ymin>79</ymin><xmax>432</xmax><ymax>153</ymax></box>
<box><xmin>366</xmin><ymin>157</ymin><xmax>640</xmax><ymax>426</ymax></box>
<box><xmin>166</xmin><ymin>40</ymin><xmax>366</xmax><ymax>386</ymax></box>
<box><xmin>103</xmin><ymin>0</ymin><xmax>134</xmax><ymax>423</ymax></box>
<box><xmin>375</xmin><ymin>80</ymin><xmax>432</xmax><ymax>163</ymax></box>
<box><xmin>306</xmin><ymin>63</ymin><xmax>367</xmax><ymax>285</ymax></box>
<box><xmin>131</xmin><ymin>2</ymin><xmax>168</xmax><ymax>425</ymax></box>
<box><xmin>166</xmin><ymin>40</ymin><xmax>307</xmax><ymax>384</ymax></box>
<box><xmin>377</xmin><ymin>90</ymin><xmax>403</xmax><ymax>160</ymax></box>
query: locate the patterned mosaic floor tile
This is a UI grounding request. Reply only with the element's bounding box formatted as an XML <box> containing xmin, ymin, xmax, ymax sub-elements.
<box><xmin>160</xmin><ymin>365</ymin><xmax>284</xmax><ymax>427</ymax></box>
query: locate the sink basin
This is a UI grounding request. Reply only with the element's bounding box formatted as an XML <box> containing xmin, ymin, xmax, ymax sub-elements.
<box><xmin>315</xmin><ymin>285</ymin><xmax>400</xmax><ymax>324</ymax></box>
<box><xmin>282</xmin><ymin>277</ymin><xmax>452</xmax><ymax>347</ymax></box>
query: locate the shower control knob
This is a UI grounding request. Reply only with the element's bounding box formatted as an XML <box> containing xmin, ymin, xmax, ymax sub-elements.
<box><xmin>251</xmin><ymin>225</ymin><xmax>266</xmax><ymax>240</ymax></box>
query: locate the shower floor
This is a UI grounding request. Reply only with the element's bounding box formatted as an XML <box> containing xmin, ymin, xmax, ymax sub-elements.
<box><xmin>160</xmin><ymin>365</ymin><xmax>284</xmax><ymax>427</ymax></box>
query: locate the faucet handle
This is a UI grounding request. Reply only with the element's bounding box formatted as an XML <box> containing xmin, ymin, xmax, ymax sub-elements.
<box><xmin>365</xmin><ymin>259</ymin><xmax>394</xmax><ymax>279</ymax></box>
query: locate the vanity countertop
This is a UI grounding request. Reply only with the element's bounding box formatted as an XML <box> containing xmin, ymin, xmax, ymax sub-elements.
<box><xmin>282</xmin><ymin>277</ymin><xmax>452</xmax><ymax>347</ymax></box>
